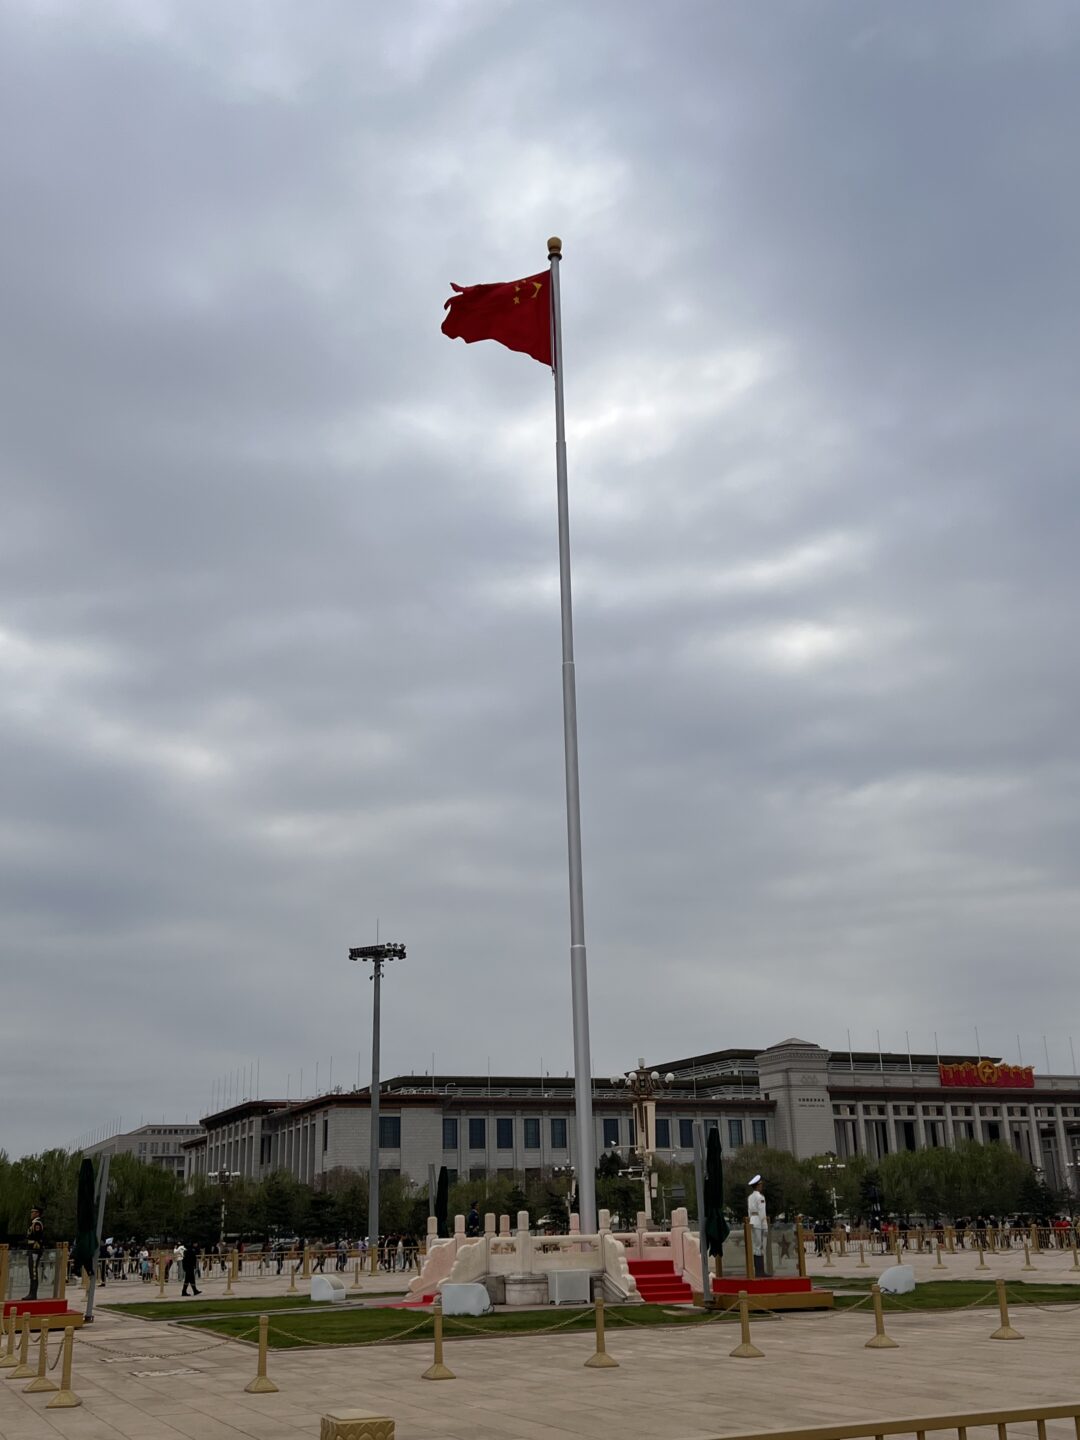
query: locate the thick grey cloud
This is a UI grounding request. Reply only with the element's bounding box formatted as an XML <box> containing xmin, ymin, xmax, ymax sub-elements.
<box><xmin>2</xmin><ymin>1</ymin><xmax>1079</xmax><ymax>1157</ymax></box>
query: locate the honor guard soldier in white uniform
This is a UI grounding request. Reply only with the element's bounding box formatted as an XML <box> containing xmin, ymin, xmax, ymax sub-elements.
<box><xmin>747</xmin><ymin>1175</ymin><xmax>768</xmax><ymax>1278</ymax></box>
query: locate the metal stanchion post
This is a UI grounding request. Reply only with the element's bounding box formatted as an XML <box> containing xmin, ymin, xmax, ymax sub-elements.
<box><xmin>354</xmin><ymin>1257</ymin><xmax>360</xmax><ymax>1286</ymax></box>
<box><xmin>990</xmin><ymin>1278</ymin><xmax>1023</xmax><ymax>1340</ymax></box>
<box><xmin>865</xmin><ymin>1284</ymin><xmax>899</xmax><ymax>1349</ymax></box>
<box><xmin>1022</xmin><ymin>1240</ymin><xmax>1035</xmax><ymax>1272</ymax></box>
<box><xmin>302</xmin><ymin>1245</ymin><xmax>311</xmax><ymax>1281</ymax></box>
<box><xmin>742</xmin><ymin>1218</ymin><xmax>754</xmax><ymax>1281</ymax></box>
<box><xmin>0</xmin><ymin>1310</ymin><xmax>18</xmax><ymax>1370</ymax></box>
<box><xmin>245</xmin><ymin>1315</ymin><xmax>279</xmax><ymax>1393</ymax></box>
<box><xmin>584</xmin><ymin>1294</ymin><xmax>619</xmax><ymax>1369</ymax></box>
<box><xmin>157</xmin><ymin>1252</ymin><xmax>166</xmax><ymax>1299</ymax></box>
<box><xmin>10</xmin><ymin>1313</ymin><xmax>35</xmax><ymax>1379</ymax></box>
<box><xmin>857</xmin><ymin>1241</ymin><xmax>868</xmax><ymax>1268</ymax></box>
<box><xmin>421</xmin><ymin>1297</ymin><xmax>455</xmax><ymax>1380</ymax></box>
<box><xmin>225</xmin><ymin>1255</ymin><xmax>234</xmax><ymax>1297</ymax></box>
<box><xmin>287</xmin><ymin>1254</ymin><xmax>298</xmax><ymax>1295</ymax></box>
<box><xmin>730</xmin><ymin>1290</ymin><xmax>764</xmax><ymax>1358</ymax></box>
<box><xmin>977</xmin><ymin>1241</ymin><xmax>988</xmax><ymax>1269</ymax></box>
<box><xmin>935</xmin><ymin>1241</ymin><xmax>946</xmax><ymax>1270</ymax></box>
<box><xmin>795</xmin><ymin>1217</ymin><xmax>807</xmax><ymax>1279</ymax></box>
<box><xmin>46</xmin><ymin>1327</ymin><xmax>81</xmax><ymax>1408</ymax></box>
<box><xmin>24</xmin><ymin>1318</ymin><xmax>57</xmax><ymax>1393</ymax></box>
<box><xmin>57</xmin><ymin>1244</ymin><xmax>68</xmax><ymax>1303</ymax></box>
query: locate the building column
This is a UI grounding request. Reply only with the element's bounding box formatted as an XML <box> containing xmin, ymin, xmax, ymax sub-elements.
<box><xmin>915</xmin><ymin>1109</ymin><xmax>927</xmax><ymax>1150</ymax></box>
<box><xmin>1027</xmin><ymin>1105</ymin><xmax>1044</xmax><ymax>1174</ymax></box>
<box><xmin>856</xmin><ymin>1104</ymin><xmax>868</xmax><ymax>1157</ymax></box>
<box><xmin>885</xmin><ymin>1108</ymin><xmax>898</xmax><ymax>1156</ymax></box>
<box><xmin>1056</xmin><ymin>1112</ymin><xmax>1074</xmax><ymax>1193</ymax></box>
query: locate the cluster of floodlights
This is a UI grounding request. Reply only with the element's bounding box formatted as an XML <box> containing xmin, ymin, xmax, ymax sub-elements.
<box><xmin>610</xmin><ymin>1068</ymin><xmax>676</xmax><ymax>1089</ymax></box>
<box><xmin>348</xmin><ymin>942</ymin><xmax>406</xmax><ymax>963</ymax></box>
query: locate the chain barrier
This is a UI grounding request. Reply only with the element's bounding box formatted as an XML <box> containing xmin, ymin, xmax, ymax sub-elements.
<box><xmin>442</xmin><ymin>1306</ymin><xmax>595</xmax><ymax>1338</ymax></box>
<box><xmin>881</xmin><ymin>1286</ymin><xmax>999</xmax><ymax>1314</ymax></box>
<box><xmin>1005</xmin><ymin>1290</ymin><xmax>1080</xmax><ymax>1315</ymax></box>
<box><xmin>263</xmin><ymin>1314</ymin><xmax>433</xmax><ymax>1350</ymax></box>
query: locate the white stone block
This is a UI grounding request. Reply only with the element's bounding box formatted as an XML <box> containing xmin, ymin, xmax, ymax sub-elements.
<box><xmin>440</xmin><ymin>1283</ymin><xmax>493</xmax><ymax>1316</ymax></box>
<box><xmin>311</xmin><ymin>1275</ymin><xmax>348</xmax><ymax>1303</ymax></box>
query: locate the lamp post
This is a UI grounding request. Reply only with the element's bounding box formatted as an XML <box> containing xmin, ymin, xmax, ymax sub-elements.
<box><xmin>611</xmin><ymin>1060</ymin><xmax>674</xmax><ymax>1223</ymax></box>
<box><xmin>207</xmin><ymin>1170</ymin><xmax>241</xmax><ymax>1248</ymax></box>
<box><xmin>816</xmin><ymin>1152</ymin><xmax>846</xmax><ymax>1217</ymax></box>
<box><xmin>349</xmin><ymin>941</ymin><xmax>405</xmax><ymax>1274</ymax></box>
<box><xmin>553</xmin><ymin>1164</ymin><xmax>576</xmax><ymax>1227</ymax></box>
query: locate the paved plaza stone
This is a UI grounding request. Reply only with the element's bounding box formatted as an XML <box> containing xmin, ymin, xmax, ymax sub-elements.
<box><xmin>2</xmin><ymin>1287</ymin><xmax>1080</xmax><ymax>1440</ymax></box>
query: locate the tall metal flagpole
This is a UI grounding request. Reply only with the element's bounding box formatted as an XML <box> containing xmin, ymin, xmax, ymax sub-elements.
<box><xmin>547</xmin><ymin>236</ymin><xmax>596</xmax><ymax>1233</ymax></box>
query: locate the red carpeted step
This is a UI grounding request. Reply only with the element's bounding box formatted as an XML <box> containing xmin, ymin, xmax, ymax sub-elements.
<box><xmin>627</xmin><ymin>1258</ymin><xmax>693</xmax><ymax>1304</ymax></box>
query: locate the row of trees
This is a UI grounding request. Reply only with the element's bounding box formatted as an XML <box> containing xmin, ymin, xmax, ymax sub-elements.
<box><xmin>712</xmin><ymin>1141</ymin><xmax>1067</xmax><ymax>1224</ymax></box>
<box><xmin>0</xmin><ymin>1139</ymin><xmax>1067</xmax><ymax>1248</ymax></box>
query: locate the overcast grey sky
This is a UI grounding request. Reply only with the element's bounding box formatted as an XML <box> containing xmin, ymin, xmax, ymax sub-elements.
<box><xmin>2</xmin><ymin>1</ymin><xmax>1079</xmax><ymax>1160</ymax></box>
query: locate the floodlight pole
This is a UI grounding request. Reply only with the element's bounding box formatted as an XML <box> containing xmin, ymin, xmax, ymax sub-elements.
<box><xmin>350</xmin><ymin>942</ymin><xmax>404</xmax><ymax>1275</ymax></box>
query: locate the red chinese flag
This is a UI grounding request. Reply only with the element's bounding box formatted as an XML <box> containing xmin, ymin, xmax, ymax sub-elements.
<box><xmin>442</xmin><ymin>270</ymin><xmax>552</xmax><ymax>367</ymax></box>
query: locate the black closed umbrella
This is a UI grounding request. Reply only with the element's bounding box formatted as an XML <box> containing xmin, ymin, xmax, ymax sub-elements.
<box><xmin>72</xmin><ymin>1159</ymin><xmax>97</xmax><ymax>1282</ymax></box>
<box><xmin>434</xmin><ymin>1166</ymin><xmax>449</xmax><ymax>1239</ymax></box>
<box><xmin>704</xmin><ymin>1129</ymin><xmax>730</xmax><ymax>1276</ymax></box>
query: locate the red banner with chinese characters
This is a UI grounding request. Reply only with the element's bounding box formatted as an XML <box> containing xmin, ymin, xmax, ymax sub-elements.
<box><xmin>938</xmin><ymin>1060</ymin><xmax>1034</xmax><ymax>1089</ymax></box>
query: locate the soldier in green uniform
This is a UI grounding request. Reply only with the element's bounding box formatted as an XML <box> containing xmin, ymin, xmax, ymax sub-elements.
<box><xmin>24</xmin><ymin>1204</ymin><xmax>45</xmax><ymax>1300</ymax></box>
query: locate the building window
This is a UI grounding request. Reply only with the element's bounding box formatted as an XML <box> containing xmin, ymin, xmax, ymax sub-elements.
<box><xmin>524</xmin><ymin>1118</ymin><xmax>540</xmax><ymax>1150</ymax></box>
<box><xmin>602</xmin><ymin>1118</ymin><xmax>620</xmax><ymax>1148</ymax></box>
<box><xmin>442</xmin><ymin>1117</ymin><xmax>458</xmax><ymax>1150</ymax></box>
<box><xmin>378</xmin><ymin>1116</ymin><xmax>401</xmax><ymax>1149</ymax></box>
<box><xmin>655</xmin><ymin>1117</ymin><xmax>670</xmax><ymax>1148</ymax></box>
<box><xmin>728</xmin><ymin>1118</ymin><xmax>744</xmax><ymax>1149</ymax></box>
<box><xmin>323</xmin><ymin>1118</ymin><xmax>329</xmax><ymax>1152</ymax></box>
<box><xmin>551</xmin><ymin>1117</ymin><xmax>567</xmax><ymax>1149</ymax></box>
<box><xmin>469</xmin><ymin>1166</ymin><xmax>488</xmax><ymax>1181</ymax></box>
<box><xmin>469</xmin><ymin>1118</ymin><xmax>486</xmax><ymax>1150</ymax></box>
<box><xmin>751</xmin><ymin>1119</ymin><xmax>767</xmax><ymax>1146</ymax></box>
<box><xmin>497</xmin><ymin>1118</ymin><xmax>514</xmax><ymax>1150</ymax></box>
<box><xmin>679</xmin><ymin>1118</ymin><xmax>694</xmax><ymax>1149</ymax></box>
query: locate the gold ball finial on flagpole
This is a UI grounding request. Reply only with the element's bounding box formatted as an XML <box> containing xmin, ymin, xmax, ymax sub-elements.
<box><xmin>548</xmin><ymin>236</ymin><xmax>563</xmax><ymax>257</ymax></box>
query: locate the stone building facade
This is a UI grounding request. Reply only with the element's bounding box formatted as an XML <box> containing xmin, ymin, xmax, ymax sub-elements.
<box><xmin>182</xmin><ymin>1037</ymin><xmax>1080</xmax><ymax>1193</ymax></box>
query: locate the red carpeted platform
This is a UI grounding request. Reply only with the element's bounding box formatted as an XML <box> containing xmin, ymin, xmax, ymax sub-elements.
<box><xmin>711</xmin><ymin>1276</ymin><xmax>812</xmax><ymax>1294</ymax></box>
<box><xmin>2</xmin><ymin>1299</ymin><xmax>84</xmax><ymax>1329</ymax></box>
<box><xmin>628</xmin><ymin>1259</ymin><xmax>694</xmax><ymax>1304</ymax></box>
<box><xmin>2</xmin><ymin>1300</ymin><xmax>73</xmax><ymax>1317</ymax></box>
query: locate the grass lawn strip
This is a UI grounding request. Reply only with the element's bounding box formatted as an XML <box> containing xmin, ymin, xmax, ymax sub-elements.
<box><xmin>824</xmin><ymin>1280</ymin><xmax>1080</xmax><ymax>1311</ymax></box>
<box><xmin>102</xmin><ymin>1294</ymin><xmax>402</xmax><ymax>1321</ymax></box>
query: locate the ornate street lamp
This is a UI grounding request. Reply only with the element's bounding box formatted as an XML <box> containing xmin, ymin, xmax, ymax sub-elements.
<box><xmin>610</xmin><ymin>1059</ymin><xmax>675</xmax><ymax>1223</ymax></box>
<box><xmin>207</xmin><ymin>1170</ymin><xmax>241</xmax><ymax>1247</ymax></box>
